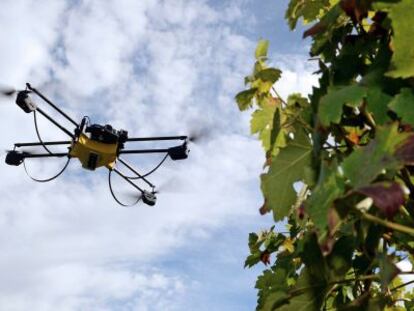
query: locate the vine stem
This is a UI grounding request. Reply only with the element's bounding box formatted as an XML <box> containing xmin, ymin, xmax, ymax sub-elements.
<box><xmin>361</xmin><ymin>213</ymin><xmax>414</xmax><ymax>236</ymax></box>
<box><xmin>391</xmin><ymin>280</ymin><xmax>414</xmax><ymax>292</ymax></box>
<box><xmin>289</xmin><ymin>274</ymin><xmax>380</xmax><ymax>297</ymax></box>
<box><xmin>271</xmin><ymin>87</ymin><xmax>287</xmax><ymax>106</ymax></box>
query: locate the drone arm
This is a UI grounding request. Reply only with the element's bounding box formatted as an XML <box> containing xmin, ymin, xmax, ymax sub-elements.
<box><xmin>119</xmin><ymin>148</ymin><xmax>169</xmax><ymax>155</ymax></box>
<box><xmin>111</xmin><ymin>168</ymin><xmax>145</xmax><ymax>194</ymax></box>
<box><xmin>23</xmin><ymin>152</ymin><xmax>69</xmax><ymax>158</ymax></box>
<box><xmin>26</xmin><ymin>83</ymin><xmax>78</xmax><ymax>127</ymax></box>
<box><xmin>36</xmin><ymin>107</ymin><xmax>74</xmax><ymax>138</ymax></box>
<box><xmin>126</xmin><ymin>136</ymin><xmax>187</xmax><ymax>142</ymax></box>
<box><xmin>116</xmin><ymin>158</ymin><xmax>155</xmax><ymax>188</ymax></box>
<box><xmin>120</xmin><ymin>142</ymin><xmax>188</xmax><ymax>161</ymax></box>
<box><xmin>15</xmin><ymin>140</ymin><xmax>71</xmax><ymax>148</ymax></box>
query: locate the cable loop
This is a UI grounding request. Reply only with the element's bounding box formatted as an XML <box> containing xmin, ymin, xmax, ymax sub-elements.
<box><xmin>23</xmin><ymin>157</ymin><xmax>71</xmax><ymax>183</ymax></box>
<box><xmin>122</xmin><ymin>154</ymin><xmax>169</xmax><ymax>180</ymax></box>
<box><xmin>108</xmin><ymin>170</ymin><xmax>142</xmax><ymax>207</ymax></box>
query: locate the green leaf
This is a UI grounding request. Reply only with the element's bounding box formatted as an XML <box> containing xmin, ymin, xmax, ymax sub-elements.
<box><xmin>301</xmin><ymin>233</ymin><xmax>328</xmax><ymax>278</ymax></box>
<box><xmin>251</xmin><ymin>98</ymin><xmax>284</xmax><ymax>153</ymax></box>
<box><xmin>366</xmin><ymin>88</ymin><xmax>392</xmax><ymax>125</ymax></box>
<box><xmin>256</xmin><ymin>40</ymin><xmax>269</xmax><ymax>60</ymax></box>
<box><xmin>389</xmin><ymin>88</ymin><xmax>414</xmax><ymax>127</ymax></box>
<box><xmin>342</xmin><ymin>123</ymin><xmax>410</xmax><ymax>188</ymax></box>
<box><xmin>327</xmin><ymin>236</ymin><xmax>355</xmax><ymax>280</ymax></box>
<box><xmin>245</xmin><ymin>253</ymin><xmax>262</xmax><ymax>268</ymax></box>
<box><xmin>261</xmin><ymin>129</ymin><xmax>312</xmax><ymax>221</ymax></box>
<box><xmin>261</xmin><ymin>291</ymin><xmax>290</xmax><ymax>311</ymax></box>
<box><xmin>235</xmin><ymin>88</ymin><xmax>257</xmax><ymax>111</ymax></box>
<box><xmin>379</xmin><ymin>254</ymin><xmax>401</xmax><ymax>288</ymax></box>
<box><xmin>256</xmin><ymin>68</ymin><xmax>282</xmax><ymax>83</ymax></box>
<box><xmin>386</xmin><ymin>0</ymin><xmax>414</xmax><ymax>78</ymax></box>
<box><xmin>306</xmin><ymin>161</ymin><xmax>345</xmax><ymax>232</ymax></box>
<box><xmin>319</xmin><ymin>85</ymin><xmax>367</xmax><ymax>126</ymax></box>
<box><xmin>276</xmin><ymin>268</ymin><xmax>328</xmax><ymax>311</ymax></box>
<box><xmin>285</xmin><ymin>0</ymin><xmax>330</xmax><ymax>30</ymax></box>
<box><xmin>287</xmin><ymin>94</ymin><xmax>309</xmax><ymax>108</ymax></box>
<box><xmin>251</xmin><ymin>102</ymin><xmax>277</xmax><ymax>135</ymax></box>
<box><xmin>248</xmin><ymin>232</ymin><xmax>259</xmax><ymax>252</ymax></box>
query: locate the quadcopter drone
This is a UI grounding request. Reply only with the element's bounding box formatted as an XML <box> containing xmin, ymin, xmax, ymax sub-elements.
<box><xmin>4</xmin><ymin>83</ymin><xmax>189</xmax><ymax>206</ymax></box>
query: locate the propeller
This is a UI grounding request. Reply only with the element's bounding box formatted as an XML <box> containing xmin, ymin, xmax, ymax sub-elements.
<box><xmin>188</xmin><ymin>127</ymin><xmax>210</xmax><ymax>144</ymax></box>
<box><xmin>0</xmin><ymin>87</ymin><xmax>17</xmax><ymax>97</ymax></box>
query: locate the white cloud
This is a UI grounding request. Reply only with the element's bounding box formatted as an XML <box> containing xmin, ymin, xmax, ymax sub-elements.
<box><xmin>0</xmin><ymin>0</ymin><xmax>317</xmax><ymax>310</ymax></box>
<box><xmin>0</xmin><ymin>263</ymin><xmax>187</xmax><ymax>311</ymax></box>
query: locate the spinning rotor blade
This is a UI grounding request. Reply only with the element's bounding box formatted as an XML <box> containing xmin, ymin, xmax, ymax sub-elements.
<box><xmin>188</xmin><ymin>126</ymin><xmax>211</xmax><ymax>144</ymax></box>
<box><xmin>156</xmin><ymin>177</ymin><xmax>184</xmax><ymax>194</ymax></box>
<box><xmin>0</xmin><ymin>86</ymin><xmax>18</xmax><ymax>99</ymax></box>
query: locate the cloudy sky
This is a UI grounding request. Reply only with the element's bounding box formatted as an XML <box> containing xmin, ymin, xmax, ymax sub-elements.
<box><xmin>0</xmin><ymin>1</ymin><xmax>317</xmax><ymax>310</ymax></box>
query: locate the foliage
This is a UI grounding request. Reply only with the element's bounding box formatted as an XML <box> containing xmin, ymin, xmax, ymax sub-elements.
<box><xmin>236</xmin><ymin>0</ymin><xmax>414</xmax><ymax>309</ymax></box>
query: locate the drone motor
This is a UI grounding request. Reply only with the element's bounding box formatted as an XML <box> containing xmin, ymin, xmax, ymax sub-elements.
<box><xmin>16</xmin><ymin>91</ymin><xmax>37</xmax><ymax>113</ymax></box>
<box><xmin>5</xmin><ymin>150</ymin><xmax>25</xmax><ymax>166</ymax></box>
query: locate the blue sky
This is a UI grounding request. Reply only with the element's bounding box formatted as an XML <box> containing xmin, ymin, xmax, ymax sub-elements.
<box><xmin>0</xmin><ymin>1</ymin><xmax>317</xmax><ymax>310</ymax></box>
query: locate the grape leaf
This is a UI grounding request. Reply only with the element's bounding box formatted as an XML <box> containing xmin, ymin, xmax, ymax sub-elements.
<box><xmin>251</xmin><ymin>98</ymin><xmax>285</xmax><ymax>153</ymax></box>
<box><xmin>256</xmin><ymin>68</ymin><xmax>282</xmax><ymax>83</ymax></box>
<box><xmin>378</xmin><ymin>254</ymin><xmax>401</xmax><ymax>288</ymax></box>
<box><xmin>366</xmin><ymin>88</ymin><xmax>392</xmax><ymax>125</ymax></box>
<box><xmin>389</xmin><ymin>88</ymin><xmax>414</xmax><ymax>127</ymax></box>
<box><xmin>385</xmin><ymin>0</ymin><xmax>414</xmax><ymax>78</ymax></box>
<box><xmin>306</xmin><ymin>161</ymin><xmax>345</xmax><ymax>232</ymax></box>
<box><xmin>251</xmin><ymin>100</ymin><xmax>277</xmax><ymax>135</ymax></box>
<box><xmin>319</xmin><ymin>85</ymin><xmax>366</xmax><ymax>126</ymax></box>
<box><xmin>261</xmin><ymin>129</ymin><xmax>312</xmax><ymax>221</ymax></box>
<box><xmin>256</xmin><ymin>40</ymin><xmax>269</xmax><ymax>60</ymax></box>
<box><xmin>275</xmin><ymin>268</ymin><xmax>328</xmax><ymax>311</ymax></box>
<box><xmin>235</xmin><ymin>88</ymin><xmax>257</xmax><ymax>111</ymax></box>
<box><xmin>342</xmin><ymin>123</ymin><xmax>410</xmax><ymax>188</ymax></box>
<box><xmin>285</xmin><ymin>0</ymin><xmax>330</xmax><ymax>30</ymax></box>
<box><xmin>357</xmin><ymin>182</ymin><xmax>406</xmax><ymax>219</ymax></box>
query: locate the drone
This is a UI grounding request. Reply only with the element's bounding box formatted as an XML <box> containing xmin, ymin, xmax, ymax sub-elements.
<box><xmin>3</xmin><ymin>83</ymin><xmax>189</xmax><ymax>206</ymax></box>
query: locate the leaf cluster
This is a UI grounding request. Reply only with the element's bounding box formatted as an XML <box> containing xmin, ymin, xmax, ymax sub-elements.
<box><xmin>236</xmin><ymin>0</ymin><xmax>414</xmax><ymax>309</ymax></box>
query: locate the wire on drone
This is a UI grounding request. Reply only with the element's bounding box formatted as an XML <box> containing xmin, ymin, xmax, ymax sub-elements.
<box><xmin>23</xmin><ymin>157</ymin><xmax>71</xmax><ymax>183</ymax></box>
<box><xmin>108</xmin><ymin>170</ymin><xmax>142</xmax><ymax>207</ymax></box>
<box><xmin>33</xmin><ymin>110</ymin><xmax>56</xmax><ymax>155</ymax></box>
<box><xmin>121</xmin><ymin>154</ymin><xmax>169</xmax><ymax>180</ymax></box>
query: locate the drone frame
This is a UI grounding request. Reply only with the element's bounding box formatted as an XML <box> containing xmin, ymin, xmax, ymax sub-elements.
<box><xmin>6</xmin><ymin>83</ymin><xmax>189</xmax><ymax>207</ymax></box>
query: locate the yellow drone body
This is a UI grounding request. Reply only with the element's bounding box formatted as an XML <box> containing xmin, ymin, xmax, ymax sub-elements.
<box><xmin>70</xmin><ymin>134</ymin><xmax>118</xmax><ymax>170</ymax></box>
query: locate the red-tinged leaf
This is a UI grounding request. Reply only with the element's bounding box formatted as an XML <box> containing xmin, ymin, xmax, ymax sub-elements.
<box><xmin>395</xmin><ymin>135</ymin><xmax>414</xmax><ymax>164</ymax></box>
<box><xmin>297</xmin><ymin>203</ymin><xmax>305</xmax><ymax>220</ymax></box>
<box><xmin>260</xmin><ymin>251</ymin><xmax>271</xmax><ymax>265</ymax></box>
<box><xmin>259</xmin><ymin>199</ymin><xmax>270</xmax><ymax>215</ymax></box>
<box><xmin>303</xmin><ymin>22</ymin><xmax>326</xmax><ymax>38</ymax></box>
<box><xmin>340</xmin><ymin>0</ymin><xmax>356</xmax><ymax>16</ymax></box>
<box><xmin>357</xmin><ymin>182</ymin><xmax>405</xmax><ymax>219</ymax></box>
<box><xmin>327</xmin><ymin>207</ymin><xmax>340</xmax><ymax>236</ymax></box>
<box><xmin>340</xmin><ymin>0</ymin><xmax>368</xmax><ymax>23</ymax></box>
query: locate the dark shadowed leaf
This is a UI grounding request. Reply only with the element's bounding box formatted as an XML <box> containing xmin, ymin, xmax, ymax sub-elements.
<box><xmin>306</xmin><ymin>161</ymin><xmax>345</xmax><ymax>233</ymax></box>
<box><xmin>319</xmin><ymin>85</ymin><xmax>367</xmax><ymax>126</ymax></box>
<box><xmin>378</xmin><ymin>254</ymin><xmax>401</xmax><ymax>288</ymax></box>
<box><xmin>366</xmin><ymin>88</ymin><xmax>392</xmax><ymax>125</ymax></box>
<box><xmin>256</xmin><ymin>68</ymin><xmax>282</xmax><ymax>83</ymax></box>
<box><xmin>275</xmin><ymin>268</ymin><xmax>328</xmax><ymax>311</ymax></box>
<box><xmin>389</xmin><ymin>88</ymin><xmax>414</xmax><ymax>127</ymax></box>
<box><xmin>395</xmin><ymin>134</ymin><xmax>414</xmax><ymax>164</ymax></box>
<box><xmin>342</xmin><ymin>123</ymin><xmax>410</xmax><ymax>188</ymax></box>
<box><xmin>235</xmin><ymin>88</ymin><xmax>257</xmax><ymax>111</ymax></box>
